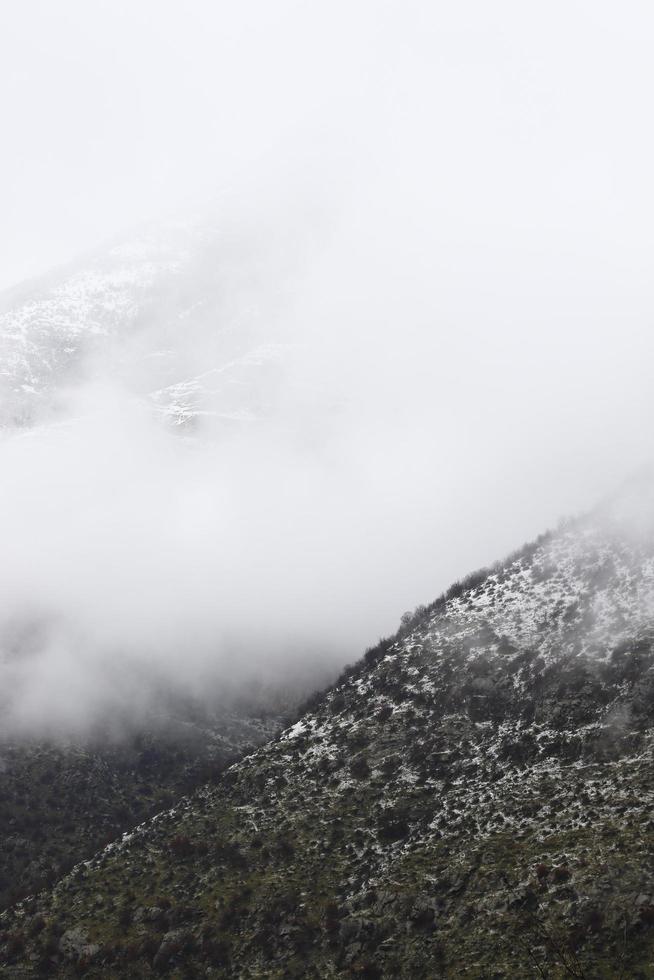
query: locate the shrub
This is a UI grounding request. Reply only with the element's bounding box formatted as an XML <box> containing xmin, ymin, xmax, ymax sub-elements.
<box><xmin>377</xmin><ymin>704</ymin><xmax>393</xmax><ymax>722</ymax></box>
<box><xmin>169</xmin><ymin>835</ymin><xmax>194</xmax><ymax>858</ymax></box>
<box><xmin>640</xmin><ymin>905</ymin><xmax>654</xmax><ymax>926</ymax></box>
<box><xmin>377</xmin><ymin>808</ymin><xmax>410</xmax><ymax>842</ymax></box>
<box><xmin>551</xmin><ymin>865</ymin><xmax>571</xmax><ymax>883</ymax></box>
<box><xmin>117</xmin><ymin>905</ymin><xmax>133</xmax><ymax>929</ymax></box>
<box><xmin>350</xmin><ymin>756</ymin><xmax>370</xmax><ymax>780</ymax></box>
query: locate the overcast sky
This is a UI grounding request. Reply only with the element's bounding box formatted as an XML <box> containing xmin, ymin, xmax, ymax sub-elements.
<box><xmin>2</xmin><ymin>1</ymin><xmax>654</xmax><ymax>288</ymax></box>
<box><xmin>1</xmin><ymin>1</ymin><xmax>654</xmax><ymax>731</ymax></box>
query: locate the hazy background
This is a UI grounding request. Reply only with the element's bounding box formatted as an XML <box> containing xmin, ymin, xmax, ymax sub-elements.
<box><xmin>1</xmin><ymin>1</ymin><xmax>654</xmax><ymax>732</ymax></box>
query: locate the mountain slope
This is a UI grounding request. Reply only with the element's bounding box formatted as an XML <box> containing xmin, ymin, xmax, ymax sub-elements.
<box><xmin>0</xmin><ymin>219</ymin><xmax>291</xmax><ymax>431</ymax></box>
<box><xmin>3</xmin><ymin>498</ymin><xmax>654</xmax><ymax>977</ymax></box>
<box><xmin>0</xmin><ymin>704</ymin><xmax>286</xmax><ymax>915</ymax></box>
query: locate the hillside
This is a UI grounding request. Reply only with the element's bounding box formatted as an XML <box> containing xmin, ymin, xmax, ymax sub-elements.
<box><xmin>2</xmin><ymin>494</ymin><xmax>654</xmax><ymax>977</ymax></box>
<box><xmin>0</xmin><ymin>219</ymin><xmax>291</xmax><ymax>431</ymax></box>
<box><xmin>0</xmin><ymin>704</ymin><xmax>286</xmax><ymax>915</ymax></box>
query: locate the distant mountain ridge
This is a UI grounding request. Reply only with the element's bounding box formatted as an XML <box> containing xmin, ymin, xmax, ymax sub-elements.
<box><xmin>3</xmin><ymin>490</ymin><xmax>654</xmax><ymax>976</ymax></box>
<box><xmin>0</xmin><ymin>220</ymin><xmax>291</xmax><ymax>431</ymax></box>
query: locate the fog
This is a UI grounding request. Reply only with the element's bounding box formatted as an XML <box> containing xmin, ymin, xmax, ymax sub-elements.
<box><xmin>1</xmin><ymin>1</ymin><xmax>654</xmax><ymax>733</ymax></box>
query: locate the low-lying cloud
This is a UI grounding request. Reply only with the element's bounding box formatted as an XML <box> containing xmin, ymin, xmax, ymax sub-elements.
<box><xmin>1</xmin><ymin>1</ymin><xmax>654</xmax><ymax>734</ymax></box>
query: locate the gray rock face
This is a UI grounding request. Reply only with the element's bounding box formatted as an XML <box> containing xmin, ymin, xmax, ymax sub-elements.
<box><xmin>58</xmin><ymin>926</ymin><xmax>99</xmax><ymax>960</ymax></box>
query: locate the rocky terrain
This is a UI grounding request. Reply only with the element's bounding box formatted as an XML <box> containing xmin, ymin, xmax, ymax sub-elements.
<box><xmin>2</xmin><ymin>488</ymin><xmax>654</xmax><ymax>977</ymax></box>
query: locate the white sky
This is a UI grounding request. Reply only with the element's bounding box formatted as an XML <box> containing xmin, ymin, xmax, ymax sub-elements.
<box><xmin>1</xmin><ymin>1</ymin><xmax>653</xmax><ymax>289</ymax></box>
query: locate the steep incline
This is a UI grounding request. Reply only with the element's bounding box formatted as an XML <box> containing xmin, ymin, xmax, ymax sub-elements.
<box><xmin>2</xmin><ymin>501</ymin><xmax>654</xmax><ymax>977</ymax></box>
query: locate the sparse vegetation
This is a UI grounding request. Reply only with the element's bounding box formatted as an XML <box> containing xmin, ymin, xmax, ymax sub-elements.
<box><xmin>3</xmin><ymin>517</ymin><xmax>654</xmax><ymax>976</ymax></box>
